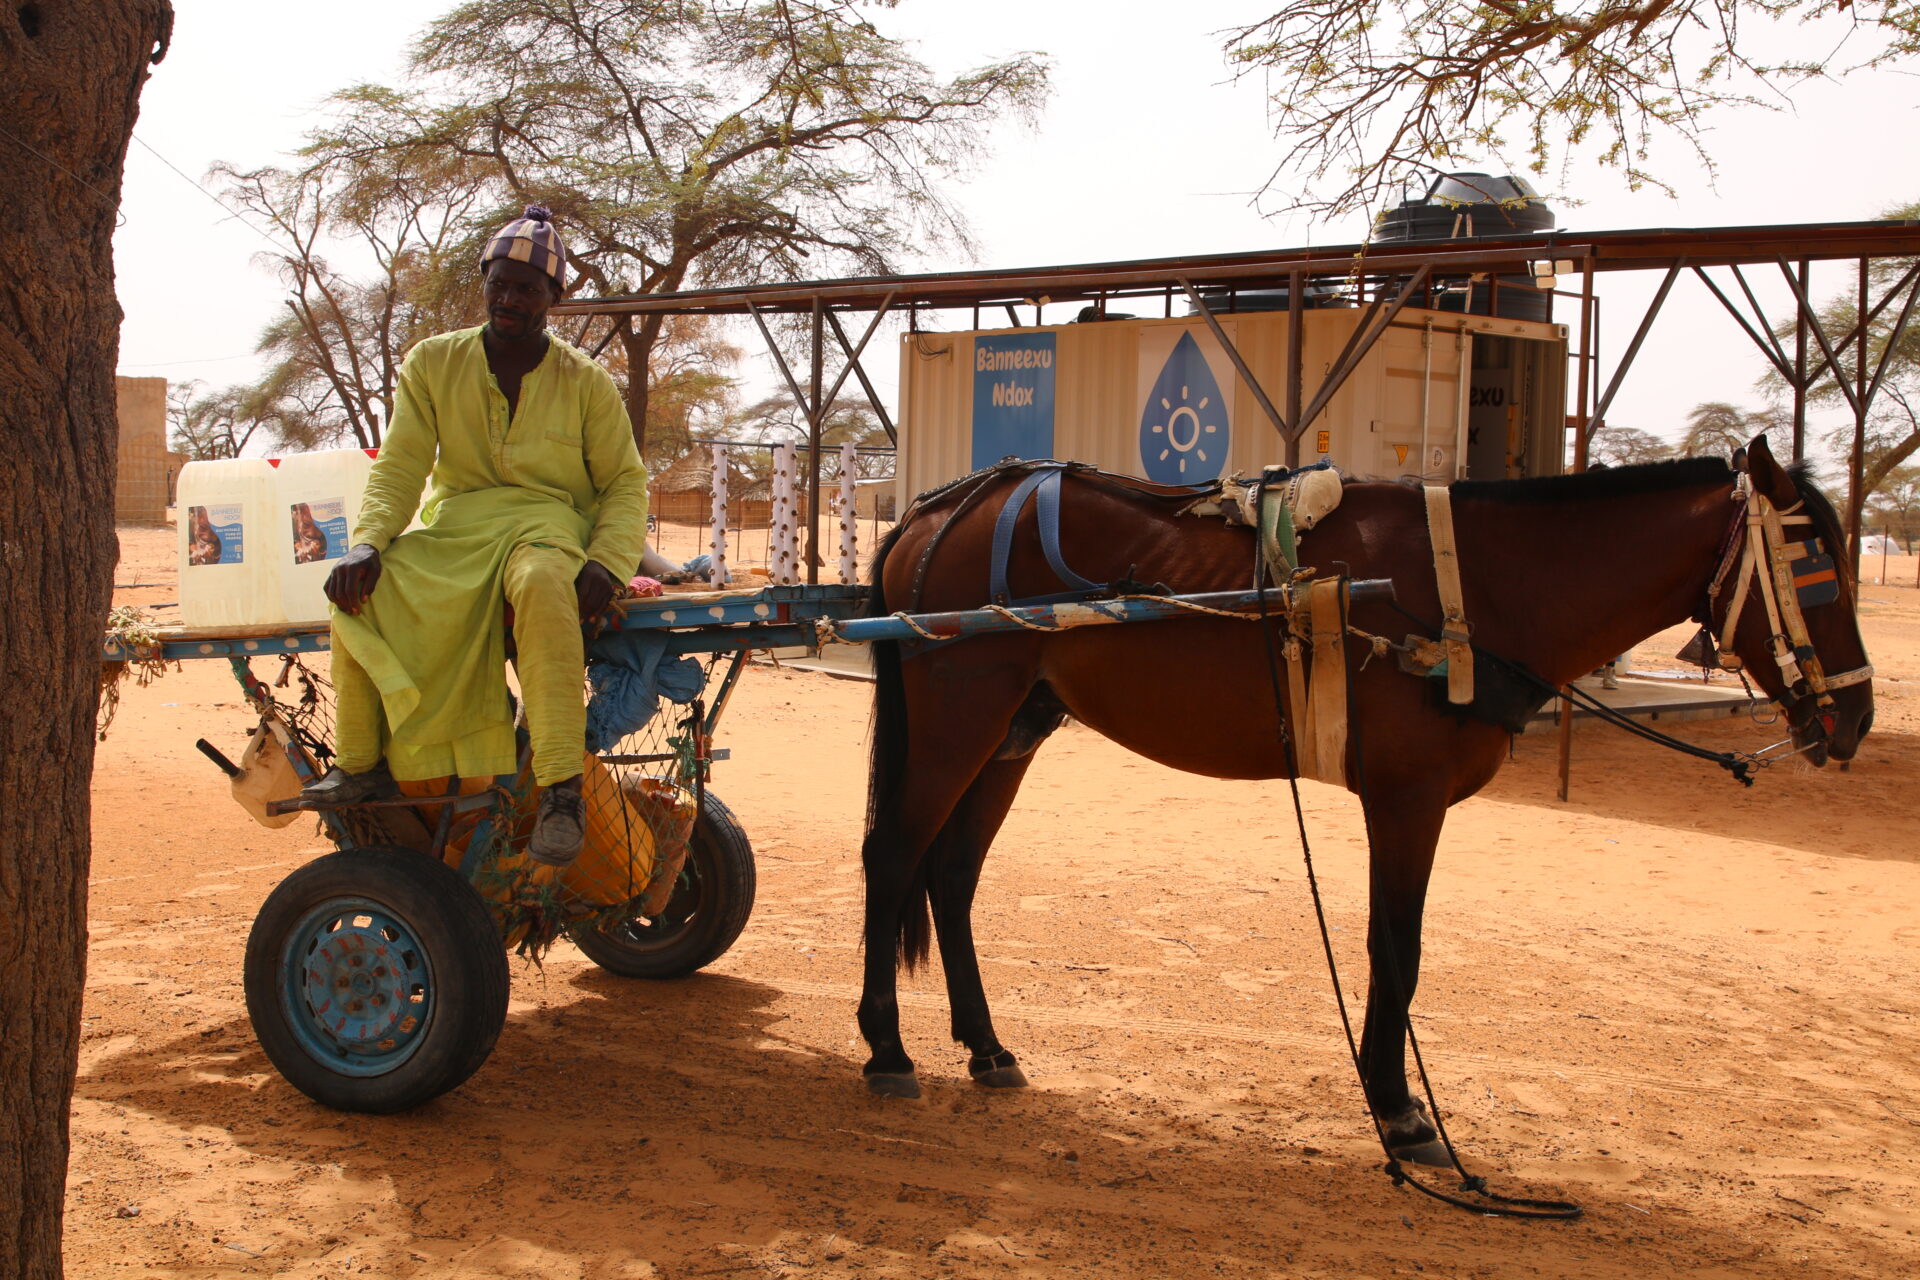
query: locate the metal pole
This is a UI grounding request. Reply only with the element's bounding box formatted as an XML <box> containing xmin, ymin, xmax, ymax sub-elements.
<box><xmin>1852</xmin><ymin>258</ymin><xmax>1868</xmax><ymax>577</ymax></box>
<box><xmin>807</xmin><ymin>299</ymin><xmax>825</xmax><ymax>585</ymax></box>
<box><xmin>1793</xmin><ymin>259</ymin><xmax>1809</xmax><ymax>462</ymax></box>
<box><xmin>1287</xmin><ymin>271</ymin><xmax>1304</xmax><ymax>469</ymax></box>
<box><xmin>1176</xmin><ymin>276</ymin><xmax>1288</xmax><ymax>443</ymax></box>
<box><xmin>1559</xmin><ymin>259</ymin><xmax>1595</xmax><ymax>802</ymax></box>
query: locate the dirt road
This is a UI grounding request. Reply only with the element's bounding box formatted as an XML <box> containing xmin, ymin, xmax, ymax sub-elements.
<box><xmin>64</xmin><ymin>527</ymin><xmax>1920</xmax><ymax>1278</ymax></box>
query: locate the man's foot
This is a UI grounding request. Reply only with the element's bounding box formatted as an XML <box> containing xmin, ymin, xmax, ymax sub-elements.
<box><xmin>299</xmin><ymin>762</ymin><xmax>397</xmax><ymax>806</ymax></box>
<box><xmin>527</xmin><ymin>776</ymin><xmax>586</xmax><ymax>867</ymax></box>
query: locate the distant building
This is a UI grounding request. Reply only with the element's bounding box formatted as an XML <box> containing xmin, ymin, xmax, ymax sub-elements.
<box><xmin>114</xmin><ymin>375</ymin><xmax>190</xmax><ymax>522</ymax></box>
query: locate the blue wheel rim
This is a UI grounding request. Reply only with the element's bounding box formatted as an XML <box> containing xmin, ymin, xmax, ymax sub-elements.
<box><xmin>279</xmin><ymin>897</ymin><xmax>433</xmax><ymax>1077</ymax></box>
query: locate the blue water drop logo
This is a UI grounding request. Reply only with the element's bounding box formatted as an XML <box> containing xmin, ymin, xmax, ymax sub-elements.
<box><xmin>1138</xmin><ymin>331</ymin><xmax>1230</xmax><ymax>483</ymax></box>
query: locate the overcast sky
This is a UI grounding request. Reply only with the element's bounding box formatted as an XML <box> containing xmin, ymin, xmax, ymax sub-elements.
<box><xmin>113</xmin><ymin>1</ymin><xmax>1920</xmax><ymax>460</ymax></box>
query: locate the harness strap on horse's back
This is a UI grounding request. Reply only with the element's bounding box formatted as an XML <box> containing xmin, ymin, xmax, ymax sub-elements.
<box><xmin>987</xmin><ymin>466</ymin><xmax>1104</xmax><ymax>607</ymax></box>
<box><xmin>1423</xmin><ymin>486</ymin><xmax>1475</xmax><ymax>705</ymax></box>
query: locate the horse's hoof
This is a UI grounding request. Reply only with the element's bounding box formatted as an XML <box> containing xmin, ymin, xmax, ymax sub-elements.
<box><xmin>971</xmin><ymin>1064</ymin><xmax>1030</xmax><ymax>1089</ymax></box>
<box><xmin>865</xmin><ymin>1072</ymin><xmax>921</xmax><ymax>1099</ymax></box>
<box><xmin>1388</xmin><ymin>1137</ymin><xmax>1454</xmax><ymax>1169</ymax></box>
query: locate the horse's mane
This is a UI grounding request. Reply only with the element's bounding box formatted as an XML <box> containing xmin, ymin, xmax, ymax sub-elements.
<box><xmin>1451</xmin><ymin>456</ymin><xmax>1734</xmax><ymax>504</ymax></box>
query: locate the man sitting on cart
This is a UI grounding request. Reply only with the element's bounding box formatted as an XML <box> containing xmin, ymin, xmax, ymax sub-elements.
<box><xmin>300</xmin><ymin>206</ymin><xmax>649</xmax><ymax>867</ymax></box>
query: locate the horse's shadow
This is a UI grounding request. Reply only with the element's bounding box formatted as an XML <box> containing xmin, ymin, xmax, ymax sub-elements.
<box><xmin>68</xmin><ymin>962</ymin><xmax>1856</xmax><ymax>1277</ymax></box>
<box><xmin>1489</xmin><ymin>716</ymin><xmax>1920</xmax><ymax>862</ymax></box>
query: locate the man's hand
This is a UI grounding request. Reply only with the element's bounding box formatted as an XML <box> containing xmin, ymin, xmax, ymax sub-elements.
<box><xmin>575</xmin><ymin>560</ymin><xmax>621</xmax><ymax>624</ymax></box>
<box><xmin>325</xmin><ymin>544</ymin><xmax>383</xmax><ymax>615</ymax></box>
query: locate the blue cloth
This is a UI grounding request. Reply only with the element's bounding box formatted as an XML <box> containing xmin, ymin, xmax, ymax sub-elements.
<box><xmin>681</xmin><ymin>553</ymin><xmax>730</xmax><ymax>584</ymax></box>
<box><xmin>584</xmin><ymin>631</ymin><xmax>705</xmax><ymax>752</ymax></box>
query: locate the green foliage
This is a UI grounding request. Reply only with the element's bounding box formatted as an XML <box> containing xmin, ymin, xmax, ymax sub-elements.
<box><xmin>1225</xmin><ymin>2</ymin><xmax>1920</xmax><ymax>214</ymax></box>
<box><xmin>167</xmin><ymin>379</ymin><xmax>266</xmax><ymax>459</ymax></box>
<box><xmin>210</xmin><ymin>155</ymin><xmax>493</xmax><ymax>451</ymax></box>
<box><xmin>1760</xmin><ymin>199</ymin><xmax>1920</xmax><ymax>543</ymax></box>
<box><xmin>1867</xmin><ymin>464</ymin><xmax>1919</xmax><ymax>548</ymax></box>
<box><xmin>302</xmin><ymin>0</ymin><xmax>1048</xmax><ymax>453</ymax></box>
<box><xmin>1587</xmin><ymin>424</ymin><xmax>1672</xmax><ymax>466</ymax></box>
<box><xmin>1678</xmin><ymin>400</ymin><xmax>1789</xmax><ymax>458</ymax></box>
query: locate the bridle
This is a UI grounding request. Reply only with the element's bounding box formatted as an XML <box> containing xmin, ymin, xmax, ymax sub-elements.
<box><xmin>1702</xmin><ymin>462</ymin><xmax>1872</xmax><ymax>733</ymax></box>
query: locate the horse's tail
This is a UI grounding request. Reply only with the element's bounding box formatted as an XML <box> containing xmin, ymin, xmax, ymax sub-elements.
<box><xmin>862</xmin><ymin>520</ymin><xmax>934</xmax><ymax>972</ymax></box>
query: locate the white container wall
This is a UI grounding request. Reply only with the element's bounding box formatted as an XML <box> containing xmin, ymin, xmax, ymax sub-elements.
<box><xmin>177</xmin><ymin>458</ymin><xmax>287</xmax><ymax>628</ymax></box>
<box><xmin>896</xmin><ymin>306</ymin><xmax>1567</xmax><ymax>505</ymax></box>
<box><xmin>277</xmin><ymin>448</ymin><xmax>375</xmax><ymax>623</ymax></box>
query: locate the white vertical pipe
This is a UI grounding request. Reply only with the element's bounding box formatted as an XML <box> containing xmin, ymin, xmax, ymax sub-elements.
<box><xmin>709</xmin><ymin>443</ymin><xmax>729</xmax><ymax>587</ymax></box>
<box><xmin>772</xmin><ymin>443</ymin><xmax>797</xmax><ymax>585</ymax></box>
<box><xmin>838</xmin><ymin>440</ymin><xmax>858</xmax><ymax>585</ymax></box>
<box><xmin>768</xmin><ymin>448</ymin><xmax>786</xmax><ymax>584</ymax></box>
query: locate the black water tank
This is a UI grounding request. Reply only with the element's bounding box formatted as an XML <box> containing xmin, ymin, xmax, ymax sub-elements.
<box><xmin>1372</xmin><ymin>171</ymin><xmax>1556</xmax><ymax>321</ymax></box>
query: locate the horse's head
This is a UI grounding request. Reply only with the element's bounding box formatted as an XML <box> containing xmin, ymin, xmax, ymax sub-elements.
<box><xmin>1714</xmin><ymin>434</ymin><xmax>1874</xmax><ymax>766</ymax></box>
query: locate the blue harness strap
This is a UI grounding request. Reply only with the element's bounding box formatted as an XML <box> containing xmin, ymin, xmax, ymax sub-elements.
<box><xmin>987</xmin><ymin>465</ymin><xmax>1105</xmax><ymax>606</ymax></box>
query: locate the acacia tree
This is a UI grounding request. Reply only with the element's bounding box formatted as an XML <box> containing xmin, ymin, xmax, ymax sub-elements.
<box><xmin>1226</xmin><ymin>1</ymin><xmax>1920</xmax><ymax>213</ymax></box>
<box><xmin>1679</xmin><ymin>399</ymin><xmax>1789</xmax><ymax>456</ymax></box>
<box><xmin>305</xmin><ymin>0</ymin><xmax>1047</xmax><ymax>454</ymax></box>
<box><xmin>1751</xmin><ymin>202</ymin><xmax>1920</xmax><ymax>562</ymax></box>
<box><xmin>166</xmin><ymin>381</ymin><xmax>266</xmax><ymax>459</ymax></box>
<box><xmin>1868</xmin><ymin>464</ymin><xmax>1919</xmax><ymax>549</ymax></box>
<box><xmin>212</xmin><ymin>151</ymin><xmax>494</xmax><ymax>449</ymax></box>
<box><xmin>1588</xmin><ymin>424</ymin><xmax>1672</xmax><ymax>466</ymax></box>
<box><xmin>0</xmin><ymin>5</ymin><xmax>174</xmax><ymax>1276</ymax></box>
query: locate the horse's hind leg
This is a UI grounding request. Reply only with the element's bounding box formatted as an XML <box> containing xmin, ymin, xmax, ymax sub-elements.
<box><xmin>925</xmin><ymin>686</ymin><xmax>1064</xmax><ymax>1087</ymax></box>
<box><xmin>858</xmin><ymin>654</ymin><xmax>1038</xmax><ymax>1098</ymax></box>
<box><xmin>922</xmin><ymin>754</ymin><xmax>1041</xmax><ymax>1087</ymax></box>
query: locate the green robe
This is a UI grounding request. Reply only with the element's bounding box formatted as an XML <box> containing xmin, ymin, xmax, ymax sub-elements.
<box><xmin>331</xmin><ymin>325</ymin><xmax>649</xmax><ymax>781</ymax></box>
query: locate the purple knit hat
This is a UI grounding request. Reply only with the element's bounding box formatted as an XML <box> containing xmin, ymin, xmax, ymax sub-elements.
<box><xmin>481</xmin><ymin>204</ymin><xmax>567</xmax><ymax>288</ymax></box>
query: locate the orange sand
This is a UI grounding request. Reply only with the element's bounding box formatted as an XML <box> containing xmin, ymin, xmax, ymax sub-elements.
<box><xmin>66</xmin><ymin>522</ymin><xmax>1920</xmax><ymax>1278</ymax></box>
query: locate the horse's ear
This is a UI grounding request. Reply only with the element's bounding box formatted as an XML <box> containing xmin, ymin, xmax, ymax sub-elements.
<box><xmin>1730</xmin><ymin>446</ymin><xmax>1748</xmax><ymax>472</ymax></box>
<box><xmin>1742</xmin><ymin>432</ymin><xmax>1798</xmax><ymax>506</ymax></box>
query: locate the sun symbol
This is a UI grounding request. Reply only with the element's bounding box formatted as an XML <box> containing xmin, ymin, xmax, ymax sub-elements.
<box><xmin>1147</xmin><ymin>384</ymin><xmax>1220</xmax><ymax>474</ymax></box>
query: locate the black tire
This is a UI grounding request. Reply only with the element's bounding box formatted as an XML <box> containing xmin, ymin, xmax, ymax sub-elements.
<box><xmin>243</xmin><ymin>846</ymin><xmax>509</xmax><ymax>1113</ymax></box>
<box><xmin>569</xmin><ymin>789</ymin><xmax>755</xmax><ymax>979</ymax></box>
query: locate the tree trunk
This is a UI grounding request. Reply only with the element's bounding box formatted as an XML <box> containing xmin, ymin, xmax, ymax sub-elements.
<box><xmin>0</xmin><ymin>5</ymin><xmax>173</xmax><ymax>1278</ymax></box>
<box><xmin>619</xmin><ymin>313</ymin><xmax>665</xmax><ymax>459</ymax></box>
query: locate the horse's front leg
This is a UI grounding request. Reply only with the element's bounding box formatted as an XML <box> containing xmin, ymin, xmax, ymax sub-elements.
<box><xmin>1357</xmin><ymin>785</ymin><xmax>1450</xmax><ymax>1167</ymax></box>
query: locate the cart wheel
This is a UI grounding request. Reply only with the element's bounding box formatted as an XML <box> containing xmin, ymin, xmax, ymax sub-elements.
<box><xmin>244</xmin><ymin>846</ymin><xmax>509</xmax><ymax>1113</ymax></box>
<box><xmin>570</xmin><ymin>790</ymin><xmax>755</xmax><ymax>979</ymax></box>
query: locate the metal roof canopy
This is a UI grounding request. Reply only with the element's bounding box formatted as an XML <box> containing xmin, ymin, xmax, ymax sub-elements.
<box><xmin>554</xmin><ymin>219</ymin><xmax>1920</xmax><ymax>582</ymax></box>
<box><xmin>554</xmin><ymin>221</ymin><xmax>1920</xmax><ymax>317</ymax></box>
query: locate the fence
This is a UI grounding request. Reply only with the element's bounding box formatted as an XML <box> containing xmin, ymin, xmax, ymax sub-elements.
<box><xmin>646</xmin><ymin>443</ymin><xmax>896</xmax><ymax>587</ymax></box>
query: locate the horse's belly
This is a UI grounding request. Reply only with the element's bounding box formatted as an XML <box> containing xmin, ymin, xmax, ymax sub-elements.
<box><xmin>1040</xmin><ymin>624</ymin><xmax>1296</xmax><ymax>781</ymax></box>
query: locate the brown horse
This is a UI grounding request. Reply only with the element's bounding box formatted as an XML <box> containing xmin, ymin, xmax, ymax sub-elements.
<box><xmin>855</xmin><ymin>435</ymin><xmax>1872</xmax><ymax>1163</ymax></box>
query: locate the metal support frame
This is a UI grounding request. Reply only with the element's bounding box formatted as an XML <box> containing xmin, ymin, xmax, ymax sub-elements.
<box><xmin>1590</xmin><ymin>261</ymin><xmax>1683</xmax><ymax>434</ymax></box>
<box><xmin>807</xmin><ymin>300</ymin><xmax>824</xmax><ymax>584</ymax></box>
<box><xmin>748</xmin><ymin>294</ymin><xmax>898</xmax><ymax>584</ymax></box>
<box><xmin>1560</xmin><ymin>257</ymin><xmax>1595</xmax><ymax>802</ymax></box>
<box><xmin>1176</xmin><ymin>275</ymin><xmax>1289</xmax><ymax>442</ymax></box>
<box><xmin>1793</xmin><ymin>259</ymin><xmax>1809</xmax><ymax>460</ymax></box>
<box><xmin>825</xmin><ymin>309</ymin><xmax>898</xmax><ymax>444</ymax></box>
<box><xmin>1296</xmin><ymin>265</ymin><xmax>1434</xmax><ymax>441</ymax></box>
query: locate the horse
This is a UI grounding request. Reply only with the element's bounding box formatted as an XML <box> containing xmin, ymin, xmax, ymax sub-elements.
<box><xmin>853</xmin><ymin>434</ymin><xmax>1872</xmax><ymax>1165</ymax></box>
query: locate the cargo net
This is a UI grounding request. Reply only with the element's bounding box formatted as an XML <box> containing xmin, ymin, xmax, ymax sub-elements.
<box><xmin>247</xmin><ymin>651</ymin><xmax>721</xmax><ymax>958</ymax></box>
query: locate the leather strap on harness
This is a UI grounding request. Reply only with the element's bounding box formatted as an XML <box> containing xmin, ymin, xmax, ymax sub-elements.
<box><xmin>987</xmin><ymin>466</ymin><xmax>1104</xmax><ymax>607</ymax></box>
<box><xmin>1708</xmin><ymin>471</ymin><xmax>1873</xmax><ymax>710</ymax></box>
<box><xmin>1423</xmin><ymin>486</ymin><xmax>1475</xmax><ymax>705</ymax></box>
<box><xmin>1280</xmin><ymin>578</ymin><xmax>1350</xmax><ymax>787</ymax></box>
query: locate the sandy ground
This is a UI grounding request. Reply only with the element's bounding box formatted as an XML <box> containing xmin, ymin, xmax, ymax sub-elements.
<box><xmin>65</xmin><ymin>523</ymin><xmax>1920</xmax><ymax>1279</ymax></box>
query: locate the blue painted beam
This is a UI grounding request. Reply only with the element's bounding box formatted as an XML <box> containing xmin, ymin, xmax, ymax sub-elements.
<box><xmin>815</xmin><ymin>580</ymin><xmax>1395</xmax><ymax>646</ymax></box>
